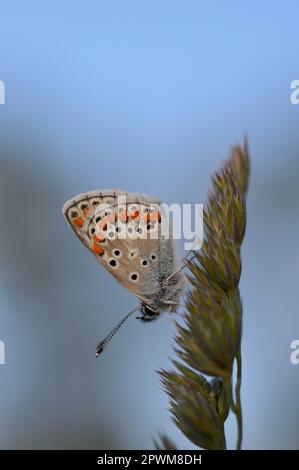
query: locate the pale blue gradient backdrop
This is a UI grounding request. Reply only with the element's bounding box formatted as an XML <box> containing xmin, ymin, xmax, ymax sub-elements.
<box><xmin>0</xmin><ymin>1</ymin><xmax>299</xmax><ymax>449</ymax></box>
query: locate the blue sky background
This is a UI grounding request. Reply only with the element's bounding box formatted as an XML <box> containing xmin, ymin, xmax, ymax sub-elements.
<box><xmin>0</xmin><ymin>0</ymin><xmax>299</xmax><ymax>449</ymax></box>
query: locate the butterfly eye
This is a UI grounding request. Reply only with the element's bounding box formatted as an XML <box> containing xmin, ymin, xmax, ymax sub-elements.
<box><xmin>130</xmin><ymin>273</ymin><xmax>138</xmax><ymax>282</ymax></box>
<box><xmin>113</xmin><ymin>249</ymin><xmax>121</xmax><ymax>257</ymax></box>
<box><xmin>141</xmin><ymin>260</ymin><xmax>148</xmax><ymax>267</ymax></box>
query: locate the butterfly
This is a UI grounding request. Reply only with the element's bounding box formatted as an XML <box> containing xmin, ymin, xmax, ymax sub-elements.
<box><xmin>62</xmin><ymin>189</ymin><xmax>188</xmax><ymax>356</ymax></box>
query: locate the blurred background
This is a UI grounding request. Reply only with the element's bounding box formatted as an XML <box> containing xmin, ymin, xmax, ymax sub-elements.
<box><xmin>0</xmin><ymin>0</ymin><xmax>299</xmax><ymax>449</ymax></box>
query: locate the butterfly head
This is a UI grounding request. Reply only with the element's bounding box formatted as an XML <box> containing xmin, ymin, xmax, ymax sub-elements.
<box><xmin>137</xmin><ymin>303</ymin><xmax>160</xmax><ymax>321</ymax></box>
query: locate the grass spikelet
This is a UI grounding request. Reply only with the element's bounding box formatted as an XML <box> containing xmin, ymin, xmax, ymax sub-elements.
<box><xmin>158</xmin><ymin>138</ymin><xmax>250</xmax><ymax>450</ymax></box>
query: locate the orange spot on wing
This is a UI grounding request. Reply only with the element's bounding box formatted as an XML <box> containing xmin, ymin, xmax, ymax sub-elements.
<box><xmin>146</xmin><ymin>211</ymin><xmax>162</xmax><ymax>223</ymax></box>
<box><xmin>153</xmin><ymin>211</ymin><xmax>162</xmax><ymax>223</ymax></box>
<box><xmin>93</xmin><ymin>234</ymin><xmax>105</xmax><ymax>243</ymax></box>
<box><xmin>92</xmin><ymin>234</ymin><xmax>105</xmax><ymax>243</ymax></box>
<box><xmin>130</xmin><ymin>210</ymin><xmax>140</xmax><ymax>221</ymax></box>
<box><xmin>74</xmin><ymin>217</ymin><xmax>84</xmax><ymax>228</ymax></box>
<box><xmin>93</xmin><ymin>243</ymin><xmax>105</xmax><ymax>256</ymax></box>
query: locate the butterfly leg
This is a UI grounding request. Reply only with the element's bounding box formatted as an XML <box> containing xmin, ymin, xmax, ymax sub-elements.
<box><xmin>166</xmin><ymin>302</ymin><xmax>185</xmax><ymax>322</ymax></box>
<box><xmin>165</xmin><ymin>300</ymin><xmax>185</xmax><ymax>310</ymax></box>
<box><xmin>168</xmin><ymin>309</ymin><xmax>178</xmax><ymax>326</ymax></box>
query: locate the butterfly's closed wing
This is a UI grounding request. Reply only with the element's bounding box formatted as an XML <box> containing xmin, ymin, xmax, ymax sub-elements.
<box><xmin>62</xmin><ymin>190</ymin><xmax>182</xmax><ymax>306</ymax></box>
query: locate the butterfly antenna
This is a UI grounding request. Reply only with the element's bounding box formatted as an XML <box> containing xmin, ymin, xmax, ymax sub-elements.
<box><xmin>95</xmin><ymin>306</ymin><xmax>140</xmax><ymax>357</ymax></box>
